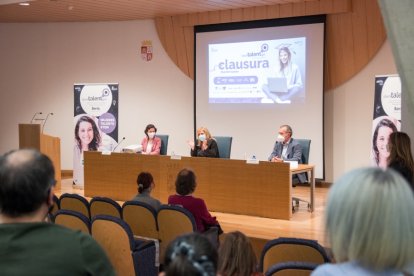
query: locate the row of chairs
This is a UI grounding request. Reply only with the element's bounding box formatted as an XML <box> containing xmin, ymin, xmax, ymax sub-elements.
<box><xmin>52</xmin><ymin>194</ymin><xmax>195</xmax><ymax>239</ymax></box>
<box><xmin>53</xmin><ymin>194</ymin><xmax>330</xmax><ymax>275</ymax></box>
<box><xmin>52</xmin><ymin>194</ymin><xmax>198</xmax><ymax>267</ymax></box>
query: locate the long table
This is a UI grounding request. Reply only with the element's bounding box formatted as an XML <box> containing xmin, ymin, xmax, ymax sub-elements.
<box><xmin>84</xmin><ymin>152</ymin><xmax>315</xmax><ymax>220</ymax></box>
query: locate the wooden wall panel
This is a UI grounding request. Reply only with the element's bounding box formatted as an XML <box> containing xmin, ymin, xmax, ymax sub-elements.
<box><xmin>325</xmin><ymin>0</ymin><xmax>386</xmax><ymax>89</ymax></box>
<box><xmin>231</xmin><ymin>8</ymin><xmax>244</xmax><ymax>23</ymax></box>
<box><xmin>172</xmin><ymin>16</ymin><xmax>189</xmax><ymax>76</ymax></box>
<box><xmin>183</xmin><ymin>26</ymin><xmax>194</xmax><ymax>79</ymax></box>
<box><xmin>279</xmin><ymin>3</ymin><xmax>294</xmax><ymax>17</ymax></box>
<box><xmin>305</xmin><ymin>1</ymin><xmax>321</xmax><ymax>15</ymax></box>
<box><xmin>366</xmin><ymin>0</ymin><xmax>387</xmax><ymax>57</ymax></box>
<box><xmin>155</xmin><ymin>0</ymin><xmax>386</xmax><ymax>91</ymax></box>
<box><xmin>254</xmin><ymin>6</ymin><xmax>269</xmax><ymax>20</ymax></box>
<box><xmin>219</xmin><ymin>9</ymin><xmax>233</xmax><ymax>23</ymax></box>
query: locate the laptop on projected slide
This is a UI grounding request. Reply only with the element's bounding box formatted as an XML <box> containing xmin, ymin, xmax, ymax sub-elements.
<box><xmin>267</xmin><ymin>77</ymin><xmax>288</xmax><ymax>93</ymax></box>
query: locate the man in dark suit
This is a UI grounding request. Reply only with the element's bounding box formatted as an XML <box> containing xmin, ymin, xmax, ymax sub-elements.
<box><xmin>268</xmin><ymin>124</ymin><xmax>307</xmax><ymax>184</ymax></box>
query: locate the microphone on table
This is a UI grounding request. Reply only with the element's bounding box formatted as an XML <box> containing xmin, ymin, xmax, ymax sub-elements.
<box><xmin>30</xmin><ymin>112</ymin><xmax>43</xmax><ymax>124</ymax></box>
<box><xmin>112</xmin><ymin>137</ymin><xmax>126</xmax><ymax>152</ymax></box>
<box><xmin>42</xmin><ymin>112</ymin><xmax>54</xmax><ymax>133</ymax></box>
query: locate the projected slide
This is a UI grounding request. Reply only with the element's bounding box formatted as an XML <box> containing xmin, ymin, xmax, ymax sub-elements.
<box><xmin>208</xmin><ymin>37</ymin><xmax>306</xmax><ymax>104</ymax></box>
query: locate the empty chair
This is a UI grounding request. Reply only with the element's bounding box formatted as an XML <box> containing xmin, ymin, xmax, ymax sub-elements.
<box><xmin>213</xmin><ymin>136</ymin><xmax>233</xmax><ymax>159</ymax></box>
<box><xmin>54</xmin><ymin>209</ymin><xmax>91</xmax><ymax>234</ymax></box>
<box><xmin>157</xmin><ymin>134</ymin><xmax>169</xmax><ymax>155</ymax></box>
<box><xmin>59</xmin><ymin>193</ymin><xmax>90</xmax><ymax>218</ymax></box>
<box><xmin>157</xmin><ymin>205</ymin><xmax>197</xmax><ymax>261</ymax></box>
<box><xmin>90</xmin><ymin>196</ymin><xmax>122</xmax><ymax>219</ymax></box>
<box><xmin>292</xmin><ymin>139</ymin><xmax>311</xmax><ymax>211</ymax></box>
<box><xmin>265</xmin><ymin>261</ymin><xmax>319</xmax><ymax>276</ymax></box>
<box><xmin>260</xmin><ymin>237</ymin><xmax>330</xmax><ymax>273</ymax></box>
<box><xmin>92</xmin><ymin>215</ymin><xmax>158</xmax><ymax>276</ymax></box>
<box><xmin>294</xmin><ymin>139</ymin><xmax>311</xmax><ymax>181</ymax></box>
<box><xmin>122</xmin><ymin>201</ymin><xmax>158</xmax><ymax>239</ymax></box>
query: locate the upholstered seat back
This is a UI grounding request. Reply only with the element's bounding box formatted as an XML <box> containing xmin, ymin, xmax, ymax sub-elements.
<box><xmin>260</xmin><ymin>237</ymin><xmax>330</xmax><ymax>273</ymax></box>
<box><xmin>157</xmin><ymin>134</ymin><xmax>169</xmax><ymax>155</ymax></box>
<box><xmin>59</xmin><ymin>193</ymin><xmax>90</xmax><ymax>218</ymax></box>
<box><xmin>122</xmin><ymin>201</ymin><xmax>158</xmax><ymax>239</ymax></box>
<box><xmin>54</xmin><ymin>209</ymin><xmax>91</xmax><ymax>234</ymax></box>
<box><xmin>213</xmin><ymin>136</ymin><xmax>233</xmax><ymax>159</ymax></box>
<box><xmin>157</xmin><ymin>205</ymin><xmax>196</xmax><ymax>261</ymax></box>
<box><xmin>90</xmin><ymin>196</ymin><xmax>122</xmax><ymax>219</ymax></box>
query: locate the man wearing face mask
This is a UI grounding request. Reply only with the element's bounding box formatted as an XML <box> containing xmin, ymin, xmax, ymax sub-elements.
<box><xmin>141</xmin><ymin>123</ymin><xmax>161</xmax><ymax>155</ymax></box>
<box><xmin>268</xmin><ymin>124</ymin><xmax>307</xmax><ymax>183</ymax></box>
<box><xmin>189</xmin><ymin>127</ymin><xmax>220</xmax><ymax>158</ymax></box>
<box><xmin>0</xmin><ymin>149</ymin><xmax>114</xmax><ymax>275</ymax></box>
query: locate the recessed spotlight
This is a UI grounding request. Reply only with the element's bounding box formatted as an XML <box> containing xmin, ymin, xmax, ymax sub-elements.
<box><xmin>19</xmin><ymin>2</ymin><xmax>30</xmax><ymax>6</ymax></box>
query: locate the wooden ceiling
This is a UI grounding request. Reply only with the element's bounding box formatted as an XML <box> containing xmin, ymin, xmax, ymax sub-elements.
<box><xmin>0</xmin><ymin>0</ymin><xmax>318</xmax><ymax>22</ymax></box>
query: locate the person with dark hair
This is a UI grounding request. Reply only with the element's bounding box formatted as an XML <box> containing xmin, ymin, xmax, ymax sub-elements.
<box><xmin>268</xmin><ymin>124</ymin><xmax>306</xmax><ymax>184</ymax></box>
<box><xmin>131</xmin><ymin>171</ymin><xmax>161</xmax><ymax>210</ymax></box>
<box><xmin>141</xmin><ymin>123</ymin><xmax>161</xmax><ymax>155</ymax></box>
<box><xmin>387</xmin><ymin>132</ymin><xmax>414</xmax><ymax>190</ymax></box>
<box><xmin>188</xmin><ymin>127</ymin><xmax>219</xmax><ymax>158</ymax></box>
<box><xmin>162</xmin><ymin>233</ymin><xmax>218</xmax><ymax>276</ymax></box>
<box><xmin>218</xmin><ymin>231</ymin><xmax>259</xmax><ymax>276</ymax></box>
<box><xmin>75</xmin><ymin>115</ymin><xmax>102</xmax><ymax>151</ymax></box>
<box><xmin>73</xmin><ymin>115</ymin><xmax>102</xmax><ymax>186</ymax></box>
<box><xmin>168</xmin><ymin>169</ymin><xmax>221</xmax><ymax>234</ymax></box>
<box><xmin>0</xmin><ymin>149</ymin><xmax>114</xmax><ymax>275</ymax></box>
<box><xmin>372</xmin><ymin>117</ymin><xmax>398</xmax><ymax>168</ymax></box>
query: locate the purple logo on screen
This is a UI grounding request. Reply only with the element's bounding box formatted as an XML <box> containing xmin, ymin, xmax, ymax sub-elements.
<box><xmin>98</xmin><ymin>113</ymin><xmax>116</xmax><ymax>134</ymax></box>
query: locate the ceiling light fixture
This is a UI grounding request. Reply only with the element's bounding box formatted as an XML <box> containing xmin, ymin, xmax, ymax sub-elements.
<box><xmin>19</xmin><ymin>2</ymin><xmax>30</xmax><ymax>6</ymax></box>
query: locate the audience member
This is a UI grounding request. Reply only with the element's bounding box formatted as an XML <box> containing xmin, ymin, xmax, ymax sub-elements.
<box><xmin>162</xmin><ymin>233</ymin><xmax>218</xmax><ymax>276</ymax></box>
<box><xmin>131</xmin><ymin>171</ymin><xmax>161</xmax><ymax>210</ymax></box>
<box><xmin>0</xmin><ymin>149</ymin><xmax>114</xmax><ymax>275</ymax></box>
<box><xmin>387</xmin><ymin>131</ymin><xmax>414</xmax><ymax>191</ymax></box>
<box><xmin>188</xmin><ymin>127</ymin><xmax>219</xmax><ymax>158</ymax></box>
<box><xmin>268</xmin><ymin>124</ymin><xmax>306</xmax><ymax>183</ymax></box>
<box><xmin>372</xmin><ymin>117</ymin><xmax>398</xmax><ymax>168</ymax></box>
<box><xmin>312</xmin><ymin>167</ymin><xmax>414</xmax><ymax>275</ymax></box>
<box><xmin>218</xmin><ymin>231</ymin><xmax>260</xmax><ymax>276</ymax></box>
<box><xmin>168</xmin><ymin>168</ymin><xmax>222</xmax><ymax>244</ymax></box>
<box><xmin>141</xmin><ymin>123</ymin><xmax>161</xmax><ymax>155</ymax></box>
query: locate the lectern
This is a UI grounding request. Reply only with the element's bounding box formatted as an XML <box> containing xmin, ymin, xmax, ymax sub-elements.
<box><xmin>18</xmin><ymin>124</ymin><xmax>61</xmax><ymax>189</ymax></box>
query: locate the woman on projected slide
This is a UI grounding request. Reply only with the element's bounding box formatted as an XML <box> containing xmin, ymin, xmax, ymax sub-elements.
<box><xmin>263</xmin><ymin>46</ymin><xmax>303</xmax><ymax>104</ymax></box>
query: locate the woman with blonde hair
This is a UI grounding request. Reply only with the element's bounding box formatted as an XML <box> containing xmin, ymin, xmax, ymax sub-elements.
<box><xmin>188</xmin><ymin>127</ymin><xmax>219</xmax><ymax>158</ymax></box>
<box><xmin>312</xmin><ymin>167</ymin><xmax>414</xmax><ymax>275</ymax></box>
<box><xmin>387</xmin><ymin>131</ymin><xmax>414</xmax><ymax>190</ymax></box>
<box><xmin>218</xmin><ymin>231</ymin><xmax>260</xmax><ymax>276</ymax></box>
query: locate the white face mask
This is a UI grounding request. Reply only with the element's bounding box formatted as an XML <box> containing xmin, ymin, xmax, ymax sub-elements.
<box><xmin>276</xmin><ymin>134</ymin><xmax>285</xmax><ymax>143</ymax></box>
<box><xmin>148</xmin><ymin>132</ymin><xmax>156</xmax><ymax>139</ymax></box>
<box><xmin>198</xmin><ymin>134</ymin><xmax>206</xmax><ymax>142</ymax></box>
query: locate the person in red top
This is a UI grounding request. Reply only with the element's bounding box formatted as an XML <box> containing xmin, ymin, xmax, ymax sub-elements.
<box><xmin>168</xmin><ymin>168</ymin><xmax>220</xmax><ymax>233</ymax></box>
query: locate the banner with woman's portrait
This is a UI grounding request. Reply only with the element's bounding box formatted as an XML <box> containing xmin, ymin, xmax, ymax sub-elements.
<box><xmin>73</xmin><ymin>83</ymin><xmax>119</xmax><ymax>187</ymax></box>
<box><xmin>372</xmin><ymin>75</ymin><xmax>401</xmax><ymax>168</ymax></box>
